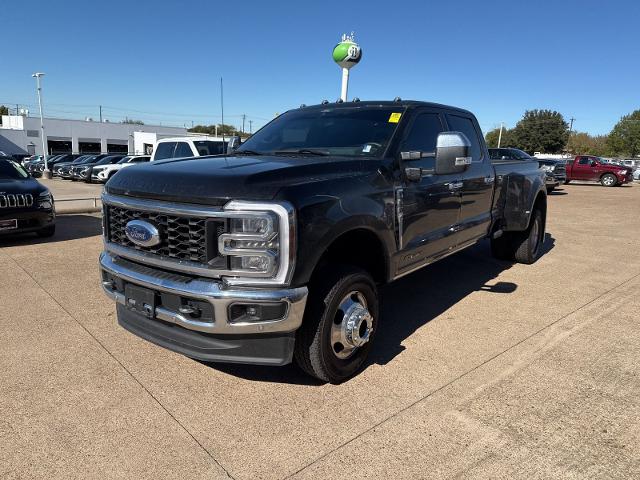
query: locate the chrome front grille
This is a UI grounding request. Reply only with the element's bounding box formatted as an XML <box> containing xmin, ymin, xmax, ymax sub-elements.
<box><xmin>0</xmin><ymin>194</ymin><xmax>33</xmax><ymax>209</ymax></box>
<box><xmin>105</xmin><ymin>205</ymin><xmax>224</xmax><ymax>264</ymax></box>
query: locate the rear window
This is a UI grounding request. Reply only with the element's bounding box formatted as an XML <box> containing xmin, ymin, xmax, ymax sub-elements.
<box><xmin>174</xmin><ymin>142</ymin><xmax>194</xmax><ymax>158</ymax></box>
<box><xmin>154</xmin><ymin>142</ymin><xmax>176</xmax><ymax>160</ymax></box>
<box><xmin>193</xmin><ymin>140</ymin><xmax>226</xmax><ymax>156</ymax></box>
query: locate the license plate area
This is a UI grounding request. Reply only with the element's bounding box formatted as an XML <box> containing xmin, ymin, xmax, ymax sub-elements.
<box><xmin>125</xmin><ymin>284</ymin><xmax>156</xmax><ymax>318</ymax></box>
<box><xmin>0</xmin><ymin>219</ymin><xmax>17</xmax><ymax>231</ymax></box>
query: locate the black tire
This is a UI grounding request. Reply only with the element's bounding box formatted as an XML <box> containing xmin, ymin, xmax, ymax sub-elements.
<box><xmin>513</xmin><ymin>209</ymin><xmax>544</xmax><ymax>264</ymax></box>
<box><xmin>546</xmin><ymin>186</ymin><xmax>554</xmax><ymax>194</ymax></box>
<box><xmin>294</xmin><ymin>265</ymin><xmax>378</xmax><ymax>384</ymax></box>
<box><xmin>36</xmin><ymin>224</ymin><xmax>55</xmax><ymax>238</ymax></box>
<box><xmin>601</xmin><ymin>173</ymin><xmax>617</xmax><ymax>187</ymax></box>
<box><xmin>563</xmin><ymin>179</ymin><xmax>570</xmax><ymax>185</ymax></box>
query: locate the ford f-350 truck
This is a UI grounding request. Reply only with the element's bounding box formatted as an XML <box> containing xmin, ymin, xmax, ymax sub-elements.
<box><xmin>99</xmin><ymin>100</ymin><xmax>547</xmax><ymax>383</ymax></box>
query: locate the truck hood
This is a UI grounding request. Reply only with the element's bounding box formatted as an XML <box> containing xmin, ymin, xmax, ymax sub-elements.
<box><xmin>105</xmin><ymin>154</ymin><xmax>379</xmax><ymax>205</ymax></box>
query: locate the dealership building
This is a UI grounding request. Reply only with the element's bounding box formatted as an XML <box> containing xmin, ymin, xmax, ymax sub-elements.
<box><xmin>0</xmin><ymin>115</ymin><xmax>187</xmax><ymax>157</ymax></box>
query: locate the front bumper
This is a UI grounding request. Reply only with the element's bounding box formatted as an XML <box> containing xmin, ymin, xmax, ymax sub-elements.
<box><xmin>99</xmin><ymin>251</ymin><xmax>308</xmax><ymax>365</ymax></box>
<box><xmin>0</xmin><ymin>208</ymin><xmax>55</xmax><ymax>236</ymax></box>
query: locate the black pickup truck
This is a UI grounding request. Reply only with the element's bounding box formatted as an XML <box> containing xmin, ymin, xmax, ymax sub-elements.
<box><xmin>99</xmin><ymin>100</ymin><xmax>547</xmax><ymax>383</ymax></box>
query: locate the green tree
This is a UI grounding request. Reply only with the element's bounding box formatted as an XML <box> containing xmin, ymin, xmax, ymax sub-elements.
<box><xmin>0</xmin><ymin>105</ymin><xmax>8</xmax><ymax>125</ymax></box>
<box><xmin>121</xmin><ymin>118</ymin><xmax>144</xmax><ymax>125</ymax></box>
<box><xmin>606</xmin><ymin>110</ymin><xmax>640</xmax><ymax>157</ymax></box>
<box><xmin>567</xmin><ymin>132</ymin><xmax>610</xmax><ymax>156</ymax></box>
<box><xmin>188</xmin><ymin>123</ymin><xmax>240</xmax><ymax>136</ymax></box>
<box><xmin>485</xmin><ymin>126</ymin><xmax>515</xmax><ymax>148</ymax></box>
<box><xmin>511</xmin><ymin>110</ymin><xmax>569</xmax><ymax>154</ymax></box>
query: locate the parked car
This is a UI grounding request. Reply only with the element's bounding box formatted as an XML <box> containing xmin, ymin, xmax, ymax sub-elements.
<box><xmin>565</xmin><ymin>155</ymin><xmax>633</xmax><ymax>186</ymax></box>
<box><xmin>53</xmin><ymin>154</ymin><xmax>96</xmax><ymax>178</ymax></box>
<box><xmin>92</xmin><ymin>155</ymin><xmax>151</xmax><ymax>183</ymax></box>
<box><xmin>31</xmin><ymin>154</ymin><xmax>84</xmax><ymax>176</ymax></box>
<box><xmin>150</xmin><ymin>137</ymin><xmax>228</xmax><ymax>161</ymax></box>
<box><xmin>537</xmin><ymin>158</ymin><xmax>567</xmax><ymax>193</ymax></box>
<box><xmin>100</xmin><ymin>99</ymin><xmax>548</xmax><ymax>383</ymax></box>
<box><xmin>488</xmin><ymin>148</ymin><xmax>566</xmax><ymax>193</ymax></box>
<box><xmin>65</xmin><ymin>154</ymin><xmax>111</xmax><ymax>180</ymax></box>
<box><xmin>0</xmin><ymin>158</ymin><xmax>55</xmax><ymax>238</ymax></box>
<box><xmin>73</xmin><ymin>154</ymin><xmax>126</xmax><ymax>182</ymax></box>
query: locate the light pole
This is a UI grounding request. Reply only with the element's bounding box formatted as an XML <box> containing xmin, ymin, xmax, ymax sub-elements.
<box><xmin>32</xmin><ymin>72</ymin><xmax>50</xmax><ymax>178</ymax></box>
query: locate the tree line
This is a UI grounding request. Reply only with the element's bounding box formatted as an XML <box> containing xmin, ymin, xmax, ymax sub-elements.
<box><xmin>188</xmin><ymin>124</ymin><xmax>245</xmax><ymax>136</ymax></box>
<box><xmin>485</xmin><ymin>109</ymin><xmax>640</xmax><ymax>158</ymax></box>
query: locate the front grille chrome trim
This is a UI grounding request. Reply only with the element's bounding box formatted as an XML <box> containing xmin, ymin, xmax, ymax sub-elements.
<box><xmin>0</xmin><ymin>194</ymin><xmax>34</xmax><ymax>209</ymax></box>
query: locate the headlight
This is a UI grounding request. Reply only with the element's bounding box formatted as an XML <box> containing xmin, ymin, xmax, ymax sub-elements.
<box><xmin>37</xmin><ymin>190</ymin><xmax>52</xmax><ymax>207</ymax></box>
<box><xmin>80</xmin><ymin>167</ymin><xmax>89</xmax><ymax>174</ymax></box>
<box><xmin>618</xmin><ymin>170</ymin><xmax>627</xmax><ymax>175</ymax></box>
<box><xmin>219</xmin><ymin>201</ymin><xmax>295</xmax><ymax>286</ymax></box>
<box><xmin>541</xmin><ymin>165</ymin><xmax>554</xmax><ymax>172</ymax></box>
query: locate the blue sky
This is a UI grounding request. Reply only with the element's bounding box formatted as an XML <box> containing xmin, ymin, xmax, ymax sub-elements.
<box><xmin>1</xmin><ymin>0</ymin><xmax>637</xmax><ymax>135</ymax></box>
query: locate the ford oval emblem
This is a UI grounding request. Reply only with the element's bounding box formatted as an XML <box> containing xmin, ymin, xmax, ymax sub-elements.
<box><xmin>124</xmin><ymin>219</ymin><xmax>161</xmax><ymax>247</ymax></box>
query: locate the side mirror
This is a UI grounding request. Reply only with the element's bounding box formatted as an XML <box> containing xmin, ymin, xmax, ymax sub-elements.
<box><xmin>226</xmin><ymin>136</ymin><xmax>242</xmax><ymax>154</ymax></box>
<box><xmin>435</xmin><ymin>132</ymin><xmax>472</xmax><ymax>175</ymax></box>
<box><xmin>590</xmin><ymin>160</ymin><xmax>597</xmax><ymax>167</ymax></box>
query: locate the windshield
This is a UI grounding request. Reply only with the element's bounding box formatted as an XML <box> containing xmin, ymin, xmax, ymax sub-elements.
<box><xmin>511</xmin><ymin>149</ymin><xmax>532</xmax><ymax>160</ymax></box>
<box><xmin>95</xmin><ymin>156</ymin><xmax>122</xmax><ymax>165</ymax></box>
<box><xmin>0</xmin><ymin>159</ymin><xmax>29</xmax><ymax>179</ymax></box>
<box><xmin>117</xmin><ymin>156</ymin><xmax>132</xmax><ymax>164</ymax></box>
<box><xmin>237</xmin><ymin>106</ymin><xmax>404</xmax><ymax>157</ymax></box>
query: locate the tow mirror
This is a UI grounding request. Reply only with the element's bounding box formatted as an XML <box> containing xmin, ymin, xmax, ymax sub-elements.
<box><xmin>435</xmin><ymin>132</ymin><xmax>472</xmax><ymax>175</ymax></box>
<box><xmin>226</xmin><ymin>136</ymin><xmax>242</xmax><ymax>154</ymax></box>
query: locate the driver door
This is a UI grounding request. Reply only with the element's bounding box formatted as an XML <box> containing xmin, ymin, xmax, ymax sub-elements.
<box><xmin>396</xmin><ymin>109</ymin><xmax>462</xmax><ymax>276</ymax></box>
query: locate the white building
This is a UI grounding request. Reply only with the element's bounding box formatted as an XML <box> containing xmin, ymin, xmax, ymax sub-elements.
<box><xmin>0</xmin><ymin>115</ymin><xmax>188</xmax><ymax>156</ymax></box>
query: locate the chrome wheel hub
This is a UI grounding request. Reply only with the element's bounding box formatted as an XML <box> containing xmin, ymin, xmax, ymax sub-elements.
<box><xmin>330</xmin><ymin>291</ymin><xmax>373</xmax><ymax>360</ymax></box>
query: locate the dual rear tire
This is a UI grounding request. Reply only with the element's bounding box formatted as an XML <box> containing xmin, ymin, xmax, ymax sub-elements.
<box><xmin>491</xmin><ymin>208</ymin><xmax>545</xmax><ymax>264</ymax></box>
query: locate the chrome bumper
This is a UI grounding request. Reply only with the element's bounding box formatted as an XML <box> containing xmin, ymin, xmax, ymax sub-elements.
<box><xmin>99</xmin><ymin>251</ymin><xmax>308</xmax><ymax>335</ymax></box>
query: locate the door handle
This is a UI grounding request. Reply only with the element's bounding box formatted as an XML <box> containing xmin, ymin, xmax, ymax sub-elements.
<box><xmin>448</xmin><ymin>181</ymin><xmax>463</xmax><ymax>190</ymax></box>
<box><xmin>484</xmin><ymin>176</ymin><xmax>495</xmax><ymax>184</ymax></box>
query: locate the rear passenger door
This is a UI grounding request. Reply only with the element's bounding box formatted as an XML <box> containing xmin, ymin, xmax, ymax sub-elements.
<box><xmin>446</xmin><ymin>113</ymin><xmax>495</xmax><ymax>246</ymax></box>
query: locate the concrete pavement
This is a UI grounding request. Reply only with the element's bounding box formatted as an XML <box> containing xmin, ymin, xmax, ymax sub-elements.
<box><xmin>0</xmin><ymin>183</ymin><xmax>639</xmax><ymax>479</ymax></box>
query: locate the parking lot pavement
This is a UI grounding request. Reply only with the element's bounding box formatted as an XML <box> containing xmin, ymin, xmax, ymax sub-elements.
<box><xmin>40</xmin><ymin>178</ymin><xmax>104</xmax><ymax>213</ymax></box>
<box><xmin>1</xmin><ymin>183</ymin><xmax>639</xmax><ymax>479</ymax></box>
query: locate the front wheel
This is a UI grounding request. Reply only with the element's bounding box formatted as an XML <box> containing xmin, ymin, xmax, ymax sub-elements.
<box><xmin>564</xmin><ymin>179</ymin><xmax>571</xmax><ymax>185</ymax></box>
<box><xmin>601</xmin><ymin>173</ymin><xmax>617</xmax><ymax>187</ymax></box>
<box><xmin>294</xmin><ymin>266</ymin><xmax>378</xmax><ymax>383</ymax></box>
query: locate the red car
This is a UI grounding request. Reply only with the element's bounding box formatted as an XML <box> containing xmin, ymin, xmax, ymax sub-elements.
<box><xmin>565</xmin><ymin>155</ymin><xmax>634</xmax><ymax>187</ymax></box>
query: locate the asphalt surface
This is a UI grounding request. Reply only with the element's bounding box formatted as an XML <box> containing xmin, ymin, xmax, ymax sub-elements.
<box><xmin>1</xmin><ymin>182</ymin><xmax>639</xmax><ymax>479</ymax></box>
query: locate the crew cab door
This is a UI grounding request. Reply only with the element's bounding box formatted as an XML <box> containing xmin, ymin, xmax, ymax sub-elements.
<box><xmin>446</xmin><ymin>113</ymin><xmax>494</xmax><ymax>246</ymax></box>
<box><xmin>396</xmin><ymin>109</ymin><xmax>462</xmax><ymax>275</ymax></box>
<box><xmin>573</xmin><ymin>156</ymin><xmax>596</xmax><ymax>180</ymax></box>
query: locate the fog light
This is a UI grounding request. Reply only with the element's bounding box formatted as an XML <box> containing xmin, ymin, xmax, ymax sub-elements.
<box><xmin>228</xmin><ymin>302</ymin><xmax>288</xmax><ymax>323</ymax></box>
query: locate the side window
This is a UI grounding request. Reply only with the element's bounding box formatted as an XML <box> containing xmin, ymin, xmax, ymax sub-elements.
<box><xmin>402</xmin><ymin>113</ymin><xmax>443</xmax><ymax>152</ymax></box>
<box><xmin>578</xmin><ymin>157</ymin><xmax>589</xmax><ymax>165</ymax></box>
<box><xmin>153</xmin><ymin>142</ymin><xmax>176</xmax><ymax>160</ymax></box>
<box><xmin>132</xmin><ymin>157</ymin><xmax>150</xmax><ymax>163</ymax></box>
<box><xmin>174</xmin><ymin>142</ymin><xmax>194</xmax><ymax>158</ymax></box>
<box><xmin>446</xmin><ymin>114</ymin><xmax>482</xmax><ymax>162</ymax></box>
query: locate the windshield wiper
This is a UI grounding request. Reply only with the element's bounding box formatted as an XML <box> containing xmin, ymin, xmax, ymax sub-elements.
<box><xmin>232</xmin><ymin>150</ymin><xmax>263</xmax><ymax>156</ymax></box>
<box><xmin>273</xmin><ymin>148</ymin><xmax>330</xmax><ymax>156</ymax></box>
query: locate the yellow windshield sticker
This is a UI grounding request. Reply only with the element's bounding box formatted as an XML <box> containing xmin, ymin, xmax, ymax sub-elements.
<box><xmin>388</xmin><ymin>112</ymin><xmax>402</xmax><ymax>123</ymax></box>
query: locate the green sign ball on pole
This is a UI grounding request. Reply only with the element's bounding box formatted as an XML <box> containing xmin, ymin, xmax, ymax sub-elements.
<box><xmin>333</xmin><ymin>33</ymin><xmax>362</xmax><ymax>101</ymax></box>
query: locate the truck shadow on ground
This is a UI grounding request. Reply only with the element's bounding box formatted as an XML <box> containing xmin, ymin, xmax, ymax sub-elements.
<box><xmin>0</xmin><ymin>214</ymin><xmax>102</xmax><ymax>247</ymax></box>
<box><xmin>211</xmin><ymin>234</ymin><xmax>555</xmax><ymax>385</ymax></box>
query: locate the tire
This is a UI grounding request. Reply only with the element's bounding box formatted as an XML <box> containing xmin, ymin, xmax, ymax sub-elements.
<box><xmin>36</xmin><ymin>224</ymin><xmax>55</xmax><ymax>238</ymax></box>
<box><xmin>294</xmin><ymin>265</ymin><xmax>378</xmax><ymax>384</ymax></box>
<box><xmin>546</xmin><ymin>186</ymin><xmax>554</xmax><ymax>194</ymax></box>
<box><xmin>513</xmin><ymin>209</ymin><xmax>544</xmax><ymax>264</ymax></box>
<box><xmin>564</xmin><ymin>179</ymin><xmax>570</xmax><ymax>185</ymax></box>
<box><xmin>601</xmin><ymin>173</ymin><xmax>617</xmax><ymax>187</ymax></box>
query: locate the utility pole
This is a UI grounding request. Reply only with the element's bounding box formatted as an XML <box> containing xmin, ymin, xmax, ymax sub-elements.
<box><xmin>566</xmin><ymin>117</ymin><xmax>575</xmax><ymax>152</ymax></box>
<box><xmin>32</xmin><ymin>72</ymin><xmax>50</xmax><ymax>178</ymax></box>
<box><xmin>99</xmin><ymin>105</ymin><xmax>103</xmax><ymax>122</ymax></box>
<box><xmin>220</xmin><ymin>77</ymin><xmax>225</xmax><ymax>144</ymax></box>
<box><xmin>249</xmin><ymin>120</ymin><xmax>253</xmax><ymax>134</ymax></box>
<box><xmin>242</xmin><ymin>114</ymin><xmax>246</xmax><ymax>134</ymax></box>
<box><xmin>497</xmin><ymin>122</ymin><xmax>504</xmax><ymax>148</ymax></box>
